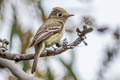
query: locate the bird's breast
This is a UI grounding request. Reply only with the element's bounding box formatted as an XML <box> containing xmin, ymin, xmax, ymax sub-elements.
<box><xmin>44</xmin><ymin>30</ymin><xmax>64</xmax><ymax>47</ymax></box>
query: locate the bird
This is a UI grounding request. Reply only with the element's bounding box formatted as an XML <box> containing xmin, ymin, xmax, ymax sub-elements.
<box><xmin>29</xmin><ymin>7</ymin><xmax>74</xmax><ymax>73</ymax></box>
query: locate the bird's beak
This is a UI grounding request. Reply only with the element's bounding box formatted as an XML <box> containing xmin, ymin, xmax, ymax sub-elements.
<box><xmin>66</xmin><ymin>14</ymin><xmax>74</xmax><ymax>17</ymax></box>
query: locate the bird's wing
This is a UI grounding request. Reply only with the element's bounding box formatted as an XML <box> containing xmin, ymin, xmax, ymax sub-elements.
<box><xmin>29</xmin><ymin>25</ymin><xmax>63</xmax><ymax>47</ymax></box>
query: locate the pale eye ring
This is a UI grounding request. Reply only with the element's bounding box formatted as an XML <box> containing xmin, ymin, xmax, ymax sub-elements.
<box><xmin>57</xmin><ymin>13</ymin><xmax>62</xmax><ymax>17</ymax></box>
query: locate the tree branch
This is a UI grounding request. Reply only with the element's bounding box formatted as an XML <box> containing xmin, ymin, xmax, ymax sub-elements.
<box><xmin>0</xmin><ymin>58</ymin><xmax>42</xmax><ymax>80</ymax></box>
<box><xmin>0</xmin><ymin>26</ymin><xmax>93</xmax><ymax>62</ymax></box>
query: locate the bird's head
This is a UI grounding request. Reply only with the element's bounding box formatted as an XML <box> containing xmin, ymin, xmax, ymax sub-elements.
<box><xmin>48</xmin><ymin>7</ymin><xmax>74</xmax><ymax>22</ymax></box>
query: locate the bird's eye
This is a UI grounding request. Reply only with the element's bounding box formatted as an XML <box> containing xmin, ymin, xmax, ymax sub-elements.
<box><xmin>57</xmin><ymin>13</ymin><xmax>62</xmax><ymax>17</ymax></box>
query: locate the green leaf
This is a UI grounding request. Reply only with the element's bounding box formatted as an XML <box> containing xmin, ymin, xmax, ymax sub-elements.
<box><xmin>22</xmin><ymin>61</ymin><xmax>31</xmax><ymax>72</ymax></box>
<box><xmin>47</xmin><ymin>67</ymin><xmax>54</xmax><ymax>80</ymax></box>
<box><xmin>59</xmin><ymin>58</ymin><xmax>78</xmax><ymax>80</ymax></box>
<box><xmin>9</xmin><ymin>6</ymin><xmax>18</xmax><ymax>49</ymax></box>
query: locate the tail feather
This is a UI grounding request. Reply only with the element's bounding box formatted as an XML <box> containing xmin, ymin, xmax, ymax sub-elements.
<box><xmin>31</xmin><ymin>43</ymin><xmax>45</xmax><ymax>73</ymax></box>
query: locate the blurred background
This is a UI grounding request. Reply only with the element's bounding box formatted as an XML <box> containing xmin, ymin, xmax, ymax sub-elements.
<box><xmin>0</xmin><ymin>0</ymin><xmax>120</xmax><ymax>80</ymax></box>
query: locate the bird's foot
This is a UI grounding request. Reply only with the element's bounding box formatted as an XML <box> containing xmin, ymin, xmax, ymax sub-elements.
<box><xmin>56</xmin><ymin>41</ymin><xmax>61</xmax><ymax>47</ymax></box>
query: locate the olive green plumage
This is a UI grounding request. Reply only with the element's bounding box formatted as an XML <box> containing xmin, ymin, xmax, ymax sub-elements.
<box><xmin>29</xmin><ymin>7</ymin><xmax>74</xmax><ymax>73</ymax></box>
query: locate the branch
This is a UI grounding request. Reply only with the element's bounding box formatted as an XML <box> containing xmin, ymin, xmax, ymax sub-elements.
<box><xmin>0</xmin><ymin>58</ymin><xmax>42</xmax><ymax>80</ymax></box>
<box><xmin>0</xmin><ymin>26</ymin><xmax>93</xmax><ymax>62</ymax></box>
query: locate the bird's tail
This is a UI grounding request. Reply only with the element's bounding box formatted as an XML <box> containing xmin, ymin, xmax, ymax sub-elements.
<box><xmin>31</xmin><ymin>43</ymin><xmax>45</xmax><ymax>73</ymax></box>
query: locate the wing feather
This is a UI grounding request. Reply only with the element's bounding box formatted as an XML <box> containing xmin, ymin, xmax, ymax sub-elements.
<box><xmin>29</xmin><ymin>25</ymin><xmax>62</xmax><ymax>47</ymax></box>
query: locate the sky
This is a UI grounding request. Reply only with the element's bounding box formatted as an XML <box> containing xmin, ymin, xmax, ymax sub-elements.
<box><xmin>0</xmin><ymin>0</ymin><xmax>120</xmax><ymax>80</ymax></box>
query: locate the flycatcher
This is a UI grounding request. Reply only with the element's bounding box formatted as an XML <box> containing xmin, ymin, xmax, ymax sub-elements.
<box><xmin>29</xmin><ymin>7</ymin><xmax>74</xmax><ymax>73</ymax></box>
